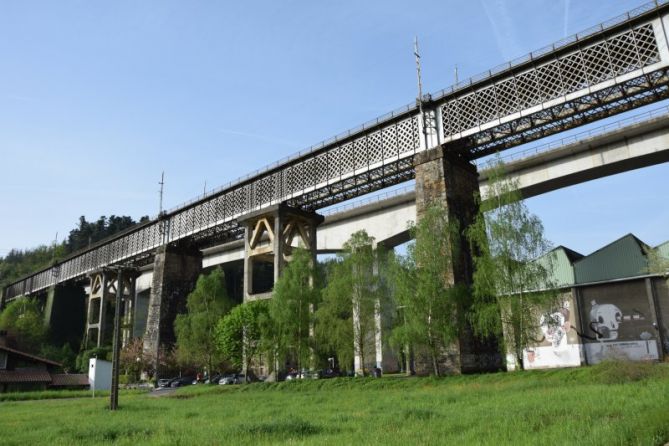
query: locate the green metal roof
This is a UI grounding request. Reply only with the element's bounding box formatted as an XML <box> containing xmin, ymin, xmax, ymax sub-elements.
<box><xmin>536</xmin><ymin>246</ymin><xmax>583</xmax><ymax>288</ymax></box>
<box><xmin>574</xmin><ymin>234</ymin><xmax>650</xmax><ymax>284</ymax></box>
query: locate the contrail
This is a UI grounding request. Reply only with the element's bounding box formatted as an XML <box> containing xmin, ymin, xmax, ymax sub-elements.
<box><xmin>563</xmin><ymin>0</ymin><xmax>571</xmax><ymax>37</ymax></box>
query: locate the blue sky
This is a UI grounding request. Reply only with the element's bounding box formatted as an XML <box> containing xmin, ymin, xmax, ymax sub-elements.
<box><xmin>0</xmin><ymin>0</ymin><xmax>667</xmax><ymax>257</ymax></box>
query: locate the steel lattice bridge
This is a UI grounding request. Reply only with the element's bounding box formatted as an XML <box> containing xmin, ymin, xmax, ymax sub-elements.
<box><xmin>5</xmin><ymin>0</ymin><xmax>669</xmax><ymax>301</ymax></box>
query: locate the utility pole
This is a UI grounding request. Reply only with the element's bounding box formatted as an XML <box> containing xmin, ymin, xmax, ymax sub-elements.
<box><xmin>414</xmin><ymin>36</ymin><xmax>430</xmax><ymax>151</ymax></box>
<box><xmin>110</xmin><ymin>268</ymin><xmax>123</xmax><ymax>410</ymax></box>
<box><xmin>454</xmin><ymin>65</ymin><xmax>459</xmax><ymax>84</ymax></box>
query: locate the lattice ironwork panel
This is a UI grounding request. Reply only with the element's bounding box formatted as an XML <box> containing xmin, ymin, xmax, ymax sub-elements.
<box><xmin>354</xmin><ymin>138</ymin><xmax>367</xmax><ymax>171</ymax></box>
<box><xmin>582</xmin><ymin>41</ymin><xmax>614</xmax><ymax>83</ymax></box>
<box><xmin>559</xmin><ymin>52</ymin><xmax>589</xmax><ymax>92</ymax></box>
<box><xmin>303</xmin><ymin>159</ymin><xmax>316</xmax><ymax>191</ymax></box>
<box><xmin>396</xmin><ymin>116</ymin><xmax>419</xmax><ymax>153</ymax></box>
<box><xmin>476</xmin><ymin>86</ymin><xmax>499</xmax><ymax>123</ymax></box>
<box><xmin>280</xmin><ymin>169</ymin><xmax>292</xmax><ymax>198</ymax></box>
<box><xmin>442</xmin><ymin>100</ymin><xmax>461</xmax><ymax>135</ymax></box>
<box><xmin>327</xmin><ymin>147</ymin><xmax>341</xmax><ymax>178</ymax></box>
<box><xmin>339</xmin><ymin>142</ymin><xmax>355</xmax><ymax>174</ymax></box>
<box><xmin>441</xmin><ymin>24</ymin><xmax>661</xmax><ymax>137</ymax></box>
<box><xmin>256</xmin><ymin>174</ymin><xmax>275</xmax><ymax>207</ymax></box>
<box><xmin>635</xmin><ymin>24</ymin><xmax>660</xmax><ymax>65</ymax></box>
<box><xmin>456</xmin><ymin>93</ymin><xmax>479</xmax><ymax>129</ymax></box>
<box><xmin>382</xmin><ymin>124</ymin><xmax>399</xmax><ymax>158</ymax></box>
<box><xmin>289</xmin><ymin>163</ymin><xmax>305</xmax><ymax>193</ymax></box>
<box><xmin>232</xmin><ymin>188</ymin><xmax>246</xmax><ymax>216</ymax></box>
<box><xmin>314</xmin><ymin>153</ymin><xmax>329</xmax><ymax>184</ymax></box>
<box><xmin>536</xmin><ymin>61</ymin><xmax>564</xmax><ymax>101</ymax></box>
<box><xmin>608</xmin><ymin>31</ymin><xmax>642</xmax><ymax>75</ymax></box>
<box><xmin>494</xmin><ymin>78</ymin><xmax>520</xmax><ymax>116</ymax></box>
<box><xmin>367</xmin><ymin>130</ymin><xmax>384</xmax><ymax>164</ymax></box>
<box><xmin>515</xmin><ymin>70</ymin><xmax>542</xmax><ymax>108</ymax></box>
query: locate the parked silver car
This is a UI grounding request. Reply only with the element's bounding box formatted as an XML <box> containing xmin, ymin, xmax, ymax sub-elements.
<box><xmin>218</xmin><ymin>373</ymin><xmax>245</xmax><ymax>385</ymax></box>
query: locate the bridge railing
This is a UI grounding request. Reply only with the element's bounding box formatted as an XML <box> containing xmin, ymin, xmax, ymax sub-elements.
<box><xmin>477</xmin><ymin>104</ymin><xmax>669</xmax><ymax>168</ymax></box>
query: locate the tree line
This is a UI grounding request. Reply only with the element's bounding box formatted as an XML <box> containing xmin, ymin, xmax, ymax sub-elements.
<box><xmin>157</xmin><ymin>164</ymin><xmax>560</xmax><ymax>378</ymax></box>
<box><xmin>0</xmin><ymin>163</ymin><xmax>561</xmax><ymax>377</ymax></box>
<box><xmin>0</xmin><ymin>214</ymin><xmax>148</xmax><ymax>290</ymax></box>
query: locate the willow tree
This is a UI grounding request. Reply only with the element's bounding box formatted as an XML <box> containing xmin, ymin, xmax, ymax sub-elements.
<box><xmin>174</xmin><ymin>267</ymin><xmax>234</xmax><ymax>375</ymax></box>
<box><xmin>269</xmin><ymin>248</ymin><xmax>319</xmax><ymax>373</ymax></box>
<box><xmin>467</xmin><ymin>161</ymin><xmax>557</xmax><ymax>371</ymax></box>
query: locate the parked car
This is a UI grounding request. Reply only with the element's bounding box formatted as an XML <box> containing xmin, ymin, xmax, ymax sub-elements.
<box><xmin>318</xmin><ymin>368</ymin><xmax>340</xmax><ymax>379</ymax></box>
<box><xmin>170</xmin><ymin>376</ymin><xmax>195</xmax><ymax>388</ymax></box>
<box><xmin>299</xmin><ymin>369</ymin><xmax>321</xmax><ymax>379</ymax></box>
<box><xmin>157</xmin><ymin>377</ymin><xmax>177</xmax><ymax>388</ymax></box>
<box><xmin>219</xmin><ymin>373</ymin><xmax>245</xmax><ymax>385</ymax></box>
<box><xmin>207</xmin><ymin>373</ymin><xmax>222</xmax><ymax>384</ymax></box>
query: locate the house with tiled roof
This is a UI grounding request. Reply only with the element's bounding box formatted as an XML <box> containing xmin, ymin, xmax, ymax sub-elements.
<box><xmin>0</xmin><ymin>332</ymin><xmax>89</xmax><ymax>392</ymax></box>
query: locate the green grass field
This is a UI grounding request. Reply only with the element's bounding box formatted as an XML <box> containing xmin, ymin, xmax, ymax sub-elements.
<box><xmin>2</xmin><ymin>362</ymin><xmax>669</xmax><ymax>445</ymax></box>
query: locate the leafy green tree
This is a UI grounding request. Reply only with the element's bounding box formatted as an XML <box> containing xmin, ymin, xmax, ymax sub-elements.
<box><xmin>386</xmin><ymin>251</ymin><xmax>416</xmax><ymax>375</ymax></box>
<box><xmin>40</xmin><ymin>343</ymin><xmax>77</xmax><ymax>372</ymax></box>
<box><xmin>388</xmin><ymin>205</ymin><xmax>466</xmax><ymax>376</ymax></box>
<box><xmin>75</xmin><ymin>346</ymin><xmax>111</xmax><ymax>372</ymax></box>
<box><xmin>174</xmin><ymin>267</ymin><xmax>234</xmax><ymax>375</ymax></box>
<box><xmin>645</xmin><ymin>246</ymin><xmax>669</xmax><ymax>277</ymax></box>
<box><xmin>215</xmin><ymin>300</ymin><xmax>269</xmax><ymax>378</ymax></box>
<box><xmin>0</xmin><ymin>298</ymin><xmax>47</xmax><ymax>353</ymax></box>
<box><xmin>317</xmin><ymin>231</ymin><xmax>382</xmax><ymax>375</ymax></box>
<box><xmin>268</xmin><ymin>248</ymin><xmax>319</xmax><ymax>373</ymax></box>
<box><xmin>467</xmin><ymin>161</ymin><xmax>557</xmax><ymax>371</ymax></box>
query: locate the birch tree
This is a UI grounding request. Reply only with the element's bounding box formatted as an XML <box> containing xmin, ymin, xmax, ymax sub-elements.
<box><xmin>467</xmin><ymin>161</ymin><xmax>557</xmax><ymax>371</ymax></box>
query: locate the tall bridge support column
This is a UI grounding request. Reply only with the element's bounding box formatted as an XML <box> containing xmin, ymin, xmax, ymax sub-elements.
<box><xmin>143</xmin><ymin>246</ymin><xmax>202</xmax><ymax>376</ymax></box>
<box><xmin>414</xmin><ymin>146</ymin><xmax>496</xmax><ymax>374</ymax></box>
<box><xmin>239</xmin><ymin>203</ymin><xmax>323</xmax><ymax>302</ymax></box>
<box><xmin>85</xmin><ymin>270</ymin><xmax>137</xmax><ymax>349</ymax></box>
<box><xmin>85</xmin><ymin>269</ymin><xmax>136</xmax><ymax>348</ymax></box>
<box><xmin>44</xmin><ymin>282</ymin><xmax>87</xmax><ymax>349</ymax></box>
<box><xmin>239</xmin><ymin>203</ymin><xmax>323</xmax><ymax>377</ymax></box>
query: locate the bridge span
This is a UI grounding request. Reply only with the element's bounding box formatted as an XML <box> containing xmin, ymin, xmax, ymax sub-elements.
<box><xmin>195</xmin><ymin>107</ymin><xmax>669</xmax><ymax>270</ymax></box>
<box><xmin>5</xmin><ymin>1</ymin><xmax>669</xmax><ymax>375</ymax></box>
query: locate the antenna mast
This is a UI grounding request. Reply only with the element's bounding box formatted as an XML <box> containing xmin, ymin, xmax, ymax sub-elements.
<box><xmin>158</xmin><ymin>171</ymin><xmax>165</xmax><ymax>215</ymax></box>
<box><xmin>413</xmin><ymin>36</ymin><xmax>429</xmax><ymax>150</ymax></box>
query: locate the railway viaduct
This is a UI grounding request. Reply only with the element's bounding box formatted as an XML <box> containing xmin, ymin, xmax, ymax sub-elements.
<box><xmin>4</xmin><ymin>0</ymin><xmax>669</xmax><ymax>374</ymax></box>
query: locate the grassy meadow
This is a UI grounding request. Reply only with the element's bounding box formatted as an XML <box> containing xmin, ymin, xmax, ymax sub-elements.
<box><xmin>1</xmin><ymin>362</ymin><xmax>669</xmax><ymax>445</ymax></box>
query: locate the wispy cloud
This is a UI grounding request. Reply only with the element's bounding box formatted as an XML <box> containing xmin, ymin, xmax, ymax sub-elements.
<box><xmin>479</xmin><ymin>0</ymin><xmax>524</xmax><ymax>61</ymax></box>
<box><xmin>217</xmin><ymin>127</ymin><xmax>301</xmax><ymax>148</ymax></box>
